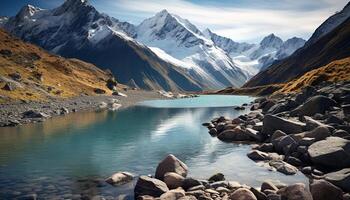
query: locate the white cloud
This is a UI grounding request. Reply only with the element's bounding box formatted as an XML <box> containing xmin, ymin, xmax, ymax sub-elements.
<box><xmin>92</xmin><ymin>0</ymin><xmax>348</xmax><ymax>42</ymax></box>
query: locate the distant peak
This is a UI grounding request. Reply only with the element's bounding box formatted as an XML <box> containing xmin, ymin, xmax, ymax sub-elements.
<box><xmin>54</xmin><ymin>0</ymin><xmax>91</xmax><ymax>15</ymax></box>
<box><xmin>17</xmin><ymin>4</ymin><xmax>40</xmax><ymax>18</ymax></box>
<box><xmin>260</xmin><ymin>33</ymin><xmax>283</xmax><ymax>48</ymax></box>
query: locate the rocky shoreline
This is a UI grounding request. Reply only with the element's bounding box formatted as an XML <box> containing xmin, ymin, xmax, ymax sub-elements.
<box><xmin>201</xmin><ymin>81</ymin><xmax>350</xmax><ymax>199</ymax></box>
<box><xmin>0</xmin><ymin>90</ymin><xmax>167</xmax><ymax>127</ymax></box>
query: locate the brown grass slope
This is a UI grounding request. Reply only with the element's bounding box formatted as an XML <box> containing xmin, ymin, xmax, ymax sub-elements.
<box><xmin>212</xmin><ymin>57</ymin><xmax>350</xmax><ymax>96</ymax></box>
<box><xmin>245</xmin><ymin>17</ymin><xmax>350</xmax><ymax>87</ymax></box>
<box><xmin>277</xmin><ymin>56</ymin><xmax>350</xmax><ymax>93</ymax></box>
<box><xmin>0</xmin><ymin>29</ymin><xmax>114</xmax><ymax>102</ymax></box>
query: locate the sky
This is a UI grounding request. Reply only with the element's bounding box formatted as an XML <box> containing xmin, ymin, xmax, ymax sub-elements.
<box><xmin>0</xmin><ymin>0</ymin><xmax>348</xmax><ymax>43</ymax></box>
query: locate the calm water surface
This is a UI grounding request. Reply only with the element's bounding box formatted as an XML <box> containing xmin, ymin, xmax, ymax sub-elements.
<box><xmin>0</xmin><ymin>95</ymin><xmax>307</xmax><ymax>199</ymax></box>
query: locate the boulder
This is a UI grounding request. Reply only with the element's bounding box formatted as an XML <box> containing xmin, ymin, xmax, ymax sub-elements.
<box><xmin>209</xmin><ymin>128</ymin><xmax>218</xmax><ymax>136</ymax></box>
<box><xmin>286</xmin><ymin>156</ymin><xmax>302</xmax><ymax>167</ymax></box>
<box><xmin>308</xmin><ymin>137</ymin><xmax>350</xmax><ymax>169</ymax></box>
<box><xmin>229</xmin><ymin>188</ymin><xmax>257</xmax><ymax>200</ymax></box>
<box><xmin>269</xmin><ymin>161</ymin><xmax>298</xmax><ymax>175</ymax></box>
<box><xmin>94</xmin><ymin>88</ymin><xmax>106</xmax><ymax>94</ymax></box>
<box><xmin>163</xmin><ymin>172</ymin><xmax>184</xmax><ymax>189</ymax></box>
<box><xmin>2</xmin><ymin>82</ymin><xmax>17</xmax><ymax>91</ymax></box>
<box><xmin>182</xmin><ymin>178</ymin><xmax>202</xmax><ymax>190</ymax></box>
<box><xmin>277</xmin><ymin>183</ymin><xmax>312</xmax><ymax>200</ymax></box>
<box><xmin>134</xmin><ymin>176</ymin><xmax>169</xmax><ymax>197</ymax></box>
<box><xmin>218</xmin><ymin>126</ymin><xmax>252</xmax><ymax>141</ymax></box>
<box><xmin>245</xmin><ymin>128</ymin><xmax>263</xmax><ymax>141</ymax></box>
<box><xmin>250</xmin><ymin>187</ymin><xmax>267</xmax><ymax>200</ymax></box>
<box><xmin>254</xmin><ymin>143</ymin><xmax>274</xmax><ymax>152</ymax></box>
<box><xmin>291</xmin><ymin>95</ymin><xmax>337</xmax><ymax>116</ymax></box>
<box><xmin>208</xmin><ymin>173</ymin><xmax>225</xmax><ymax>182</ymax></box>
<box><xmin>261</xmin><ymin>181</ymin><xmax>278</xmax><ymax>192</ymax></box>
<box><xmin>333</xmin><ymin>129</ymin><xmax>350</xmax><ymax>138</ymax></box>
<box><xmin>293</xmin><ymin>126</ymin><xmax>331</xmax><ymax>142</ymax></box>
<box><xmin>159</xmin><ymin>188</ymin><xmax>185</xmax><ymax>200</ymax></box>
<box><xmin>325</xmin><ymin>168</ymin><xmax>350</xmax><ymax>192</ymax></box>
<box><xmin>106</xmin><ymin>171</ymin><xmax>134</xmax><ymax>185</ymax></box>
<box><xmin>295</xmin><ymin>86</ymin><xmax>317</xmax><ymax>104</ymax></box>
<box><xmin>275</xmin><ymin>135</ymin><xmax>297</xmax><ymax>155</ymax></box>
<box><xmin>247</xmin><ymin>150</ymin><xmax>271</xmax><ymax>161</ymax></box>
<box><xmin>155</xmin><ymin>154</ymin><xmax>188</xmax><ymax>180</ymax></box>
<box><xmin>310</xmin><ymin>179</ymin><xmax>343</xmax><ymax>200</ymax></box>
<box><xmin>22</xmin><ymin>110</ymin><xmax>50</xmax><ymax>119</ymax></box>
<box><xmin>262</xmin><ymin>115</ymin><xmax>305</xmax><ymax>135</ymax></box>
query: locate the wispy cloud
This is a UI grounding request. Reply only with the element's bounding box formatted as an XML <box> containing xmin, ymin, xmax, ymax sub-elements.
<box><xmin>92</xmin><ymin>0</ymin><xmax>348</xmax><ymax>42</ymax></box>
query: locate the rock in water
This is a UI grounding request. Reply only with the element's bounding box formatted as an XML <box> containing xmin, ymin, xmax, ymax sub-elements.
<box><xmin>105</xmin><ymin>171</ymin><xmax>134</xmax><ymax>185</ymax></box>
<box><xmin>277</xmin><ymin>183</ymin><xmax>312</xmax><ymax>200</ymax></box>
<box><xmin>134</xmin><ymin>176</ymin><xmax>169</xmax><ymax>197</ymax></box>
<box><xmin>308</xmin><ymin>137</ymin><xmax>350</xmax><ymax>169</ymax></box>
<box><xmin>269</xmin><ymin>161</ymin><xmax>298</xmax><ymax>175</ymax></box>
<box><xmin>155</xmin><ymin>154</ymin><xmax>188</xmax><ymax>180</ymax></box>
<box><xmin>262</xmin><ymin>114</ymin><xmax>305</xmax><ymax>135</ymax></box>
<box><xmin>310</xmin><ymin>180</ymin><xmax>343</xmax><ymax>200</ymax></box>
<box><xmin>325</xmin><ymin>168</ymin><xmax>350</xmax><ymax>192</ymax></box>
<box><xmin>229</xmin><ymin>188</ymin><xmax>257</xmax><ymax>200</ymax></box>
<box><xmin>291</xmin><ymin>95</ymin><xmax>337</xmax><ymax>116</ymax></box>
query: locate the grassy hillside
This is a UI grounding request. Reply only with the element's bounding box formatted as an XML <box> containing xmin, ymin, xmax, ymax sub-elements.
<box><xmin>276</xmin><ymin>57</ymin><xmax>350</xmax><ymax>93</ymax></box>
<box><xmin>212</xmin><ymin>57</ymin><xmax>350</xmax><ymax>96</ymax></box>
<box><xmin>0</xmin><ymin>29</ymin><xmax>116</xmax><ymax>102</ymax></box>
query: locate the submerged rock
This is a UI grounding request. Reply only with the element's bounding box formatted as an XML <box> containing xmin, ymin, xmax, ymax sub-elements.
<box><xmin>106</xmin><ymin>171</ymin><xmax>134</xmax><ymax>185</ymax></box>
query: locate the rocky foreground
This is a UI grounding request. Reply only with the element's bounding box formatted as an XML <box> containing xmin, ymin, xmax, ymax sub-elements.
<box><xmin>201</xmin><ymin>81</ymin><xmax>350</xmax><ymax>199</ymax></box>
<box><xmin>107</xmin><ymin>154</ymin><xmax>347</xmax><ymax>200</ymax></box>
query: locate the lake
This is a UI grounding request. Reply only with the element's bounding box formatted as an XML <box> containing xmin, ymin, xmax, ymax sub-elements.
<box><xmin>0</xmin><ymin>95</ymin><xmax>307</xmax><ymax>199</ymax></box>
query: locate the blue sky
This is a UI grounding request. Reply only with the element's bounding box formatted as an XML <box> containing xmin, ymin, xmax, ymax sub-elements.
<box><xmin>0</xmin><ymin>0</ymin><xmax>348</xmax><ymax>42</ymax></box>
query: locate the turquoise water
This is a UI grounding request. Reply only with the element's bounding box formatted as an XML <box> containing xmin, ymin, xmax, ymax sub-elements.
<box><xmin>0</xmin><ymin>95</ymin><xmax>307</xmax><ymax>199</ymax></box>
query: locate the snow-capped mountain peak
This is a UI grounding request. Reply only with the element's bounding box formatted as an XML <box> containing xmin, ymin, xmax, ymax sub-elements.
<box><xmin>260</xmin><ymin>33</ymin><xmax>283</xmax><ymax>49</ymax></box>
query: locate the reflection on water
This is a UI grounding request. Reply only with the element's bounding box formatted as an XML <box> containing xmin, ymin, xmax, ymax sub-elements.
<box><xmin>0</xmin><ymin>96</ymin><xmax>307</xmax><ymax>199</ymax></box>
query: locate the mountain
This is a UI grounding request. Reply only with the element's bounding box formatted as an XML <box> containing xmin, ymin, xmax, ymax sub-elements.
<box><xmin>0</xmin><ymin>29</ymin><xmax>114</xmax><ymax>101</ymax></box>
<box><xmin>245</xmin><ymin>4</ymin><xmax>350</xmax><ymax>87</ymax></box>
<box><xmin>135</xmin><ymin>10</ymin><xmax>249</xmax><ymax>89</ymax></box>
<box><xmin>306</xmin><ymin>2</ymin><xmax>350</xmax><ymax>46</ymax></box>
<box><xmin>1</xmin><ymin>0</ymin><xmax>202</xmax><ymax>91</ymax></box>
<box><xmin>205</xmin><ymin>30</ymin><xmax>305</xmax><ymax>74</ymax></box>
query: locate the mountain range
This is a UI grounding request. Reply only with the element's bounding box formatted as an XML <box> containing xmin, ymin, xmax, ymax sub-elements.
<box><xmin>0</xmin><ymin>0</ymin><xmax>305</xmax><ymax>91</ymax></box>
<box><xmin>245</xmin><ymin>2</ymin><xmax>350</xmax><ymax>87</ymax></box>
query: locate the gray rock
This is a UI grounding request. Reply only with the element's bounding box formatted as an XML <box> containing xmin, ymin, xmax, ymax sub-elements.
<box><xmin>250</xmin><ymin>187</ymin><xmax>267</xmax><ymax>200</ymax></box>
<box><xmin>247</xmin><ymin>150</ymin><xmax>271</xmax><ymax>161</ymax></box>
<box><xmin>277</xmin><ymin>183</ymin><xmax>312</xmax><ymax>200</ymax></box>
<box><xmin>164</xmin><ymin>172</ymin><xmax>184</xmax><ymax>189</ymax></box>
<box><xmin>301</xmin><ymin>166</ymin><xmax>312</xmax><ymax>175</ymax></box>
<box><xmin>293</xmin><ymin>126</ymin><xmax>331</xmax><ymax>143</ymax></box>
<box><xmin>134</xmin><ymin>176</ymin><xmax>169</xmax><ymax>197</ymax></box>
<box><xmin>182</xmin><ymin>178</ymin><xmax>202</xmax><ymax>190</ymax></box>
<box><xmin>22</xmin><ymin>110</ymin><xmax>50</xmax><ymax>119</ymax></box>
<box><xmin>262</xmin><ymin>115</ymin><xmax>305</xmax><ymax>135</ymax></box>
<box><xmin>310</xmin><ymin>180</ymin><xmax>343</xmax><ymax>200</ymax></box>
<box><xmin>269</xmin><ymin>161</ymin><xmax>298</xmax><ymax>175</ymax></box>
<box><xmin>261</xmin><ymin>181</ymin><xmax>278</xmax><ymax>192</ymax></box>
<box><xmin>160</xmin><ymin>188</ymin><xmax>185</xmax><ymax>200</ymax></box>
<box><xmin>187</xmin><ymin>185</ymin><xmax>205</xmax><ymax>191</ymax></box>
<box><xmin>291</xmin><ymin>95</ymin><xmax>337</xmax><ymax>116</ymax></box>
<box><xmin>333</xmin><ymin>129</ymin><xmax>350</xmax><ymax>138</ymax></box>
<box><xmin>308</xmin><ymin>137</ymin><xmax>350</xmax><ymax>169</ymax></box>
<box><xmin>254</xmin><ymin>143</ymin><xmax>274</xmax><ymax>152</ymax></box>
<box><xmin>277</xmin><ymin>135</ymin><xmax>297</xmax><ymax>155</ymax></box>
<box><xmin>266</xmin><ymin>194</ymin><xmax>281</xmax><ymax>200</ymax></box>
<box><xmin>208</xmin><ymin>173</ymin><xmax>225</xmax><ymax>182</ymax></box>
<box><xmin>342</xmin><ymin>104</ymin><xmax>350</xmax><ymax>116</ymax></box>
<box><xmin>208</xmin><ymin>128</ymin><xmax>217</xmax><ymax>136</ymax></box>
<box><xmin>155</xmin><ymin>154</ymin><xmax>188</xmax><ymax>180</ymax></box>
<box><xmin>286</xmin><ymin>156</ymin><xmax>302</xmax><ymax>167</ymax></box>
<box><xmin>325</xmin><ymin>168</ymin><xmax>350</xmax><ymax>192</ymax></box>
<box><xmin>229</xmin><ymin>188</ymin><xmax>257</xmax><ymax>200</ymax></box>
<box><xmin>105</xmin><ymin>171</ymin><xmax>134</xmax><ymax>185</ymax></box>
<box><xmin>2</xmin><ymin>82</ymin><xmax>17</xmax><ymax>91</ymax></box>
<box><xmin>218</xmin><ymin>126</ymin><xmax>252</xmax><ymax>141</ymax></box>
